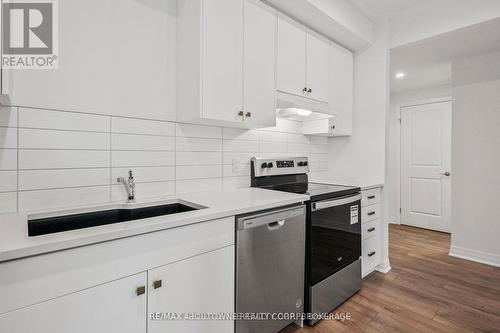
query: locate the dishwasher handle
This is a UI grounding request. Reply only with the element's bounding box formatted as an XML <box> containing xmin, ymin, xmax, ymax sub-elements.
<box><xmin>237</xmin><ymin>206</ymin><xmax>305</xmax><ymax>230</ymax></box>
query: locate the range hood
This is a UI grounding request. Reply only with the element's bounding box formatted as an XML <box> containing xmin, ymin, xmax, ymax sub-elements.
<box><xmin>276</xmin><ymin>90</ymin><xmax>331</xmax><ymax>114</ymax></box>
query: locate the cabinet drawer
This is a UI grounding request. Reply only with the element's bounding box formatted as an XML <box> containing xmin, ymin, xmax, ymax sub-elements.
<box><xmin>362</xmin><ymin>188</ymin><xmax>381</xmax><ymax>207</ymax></box>
<box><xmin>362</xmin><ymin>220</ymin><xmax>379</xmax><ymax>240</ymax></box>
<box><xmin>362</xmin><ymin>204</ymin><xmax>380</xmax><ymax>224</ymax></box>
<box><xmin>362</xmin><ymin>236</ymin><xmax>380</xmax><ymax>276</ymax></box>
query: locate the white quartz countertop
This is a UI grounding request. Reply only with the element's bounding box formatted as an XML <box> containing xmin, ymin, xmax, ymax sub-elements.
<box><xmin>0</xmin><ymin>188</ymin><xmax>309</xmax><ymax>263</ymax></box>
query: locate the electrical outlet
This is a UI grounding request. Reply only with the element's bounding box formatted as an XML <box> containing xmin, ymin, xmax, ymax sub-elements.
<box><xmin>232</xmin><ymin>158</ymin><xmax>240</xmax><ymax>173</ymax></box>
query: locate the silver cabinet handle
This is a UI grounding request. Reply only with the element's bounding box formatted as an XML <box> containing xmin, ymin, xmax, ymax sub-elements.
<box><xmin>368</xmin><ymin>227</ymin><xmax>376</xmax><ymax>232</ymax></box>
<box><xmin>367</xmin><ymin>195</ymin><xmax>376</xmax><ymax>199</ymax></box>
<box><xmin>368</xmin><ymin>251</ymin><xmax>376</xmax><ymax>257</ymax></box>
<box><xmin>367</xmin><ymin>211</ymin><xmax>376</xmax><ymax>216</ymax></box>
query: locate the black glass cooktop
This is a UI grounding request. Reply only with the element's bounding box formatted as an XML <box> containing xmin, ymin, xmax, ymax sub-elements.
<box><xmin>261</xmin><ymin>182</ymin><xmax>360</xmax><ymax>201</ymax></box>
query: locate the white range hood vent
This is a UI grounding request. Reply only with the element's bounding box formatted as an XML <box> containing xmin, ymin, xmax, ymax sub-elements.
<box><xmin>276</xmin><ymin>90</ymin><xmax>330</xmax><ymax>114</ymax></box>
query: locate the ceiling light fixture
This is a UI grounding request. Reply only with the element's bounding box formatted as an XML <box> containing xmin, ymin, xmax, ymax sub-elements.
<box><xmin>395</xmin><ymin>72</ymin><xmax>406</xmax><ymax>79</ymax></box>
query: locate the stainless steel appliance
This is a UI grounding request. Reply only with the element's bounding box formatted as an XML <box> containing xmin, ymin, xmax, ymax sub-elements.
<box><xmin>236</xmin><ymin>205</ymin><xmax>306</xmax><ymax>333</ymax></box>
<box><xmin>250</xmin><ymin>157</ymin><xmax>362</xmax><ymax>325</ymax></box>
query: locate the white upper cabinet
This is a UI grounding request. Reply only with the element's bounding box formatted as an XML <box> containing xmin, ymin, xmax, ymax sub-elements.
<box><xmin>177</xmin><ymin>0</ymin><xmax>277</xmax><ymax>129</ymax></box>
<box><xmin>202</xmin><ymin>0</ymin><xmax>243</xmax><ymax>124</ymax></box>
<box><xmin>306</xmin><ymin>32</ymin><xmax>331</xmax><ymax>103</ymax></box>
<box><xmin>329</xmin><ymin>42</ymin><xmax>354</xmax><ymax>135</ymax></box>
<box><xmin>243</xmin><ymin>0</ymin><xmax>277</xmax><ymax>128</ymax></box>
<box><xmin>277</xmin><ymin>14</ymin><xmax>330</xmax><ymax>104</ymax></box>
<box><xmin>277</xmin><ymin>14</ymin><xmax>307</xmax><ymax>98</ymax></box>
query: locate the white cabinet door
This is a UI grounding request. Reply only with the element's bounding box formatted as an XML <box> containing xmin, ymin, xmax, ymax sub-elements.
<box><xmin>329</xmin><ymin>43</ymin><xmax>353</xmax><ymax>118</ymax></box>
<box><xmin>277</xmin><ymin>14</ymin><xmax>306</xmax><ymax>97</ymax></box>
<box><xmin>202</xmin><ymin>0</ymin><xmax>244</xmax><ymax>123</ymax></box>
<box><xmin>0</xmin><ymin>272</ymin><xmax>147</xmax><ymax>333</ymax></box>
<box><xmin>306</xmin><ymin>32</ymin><xmax>330</xmax><ymax>103</ymax></box>
<box><xmin>148</xmin><ymin>246</ymin><xmax>234</xmax><ymax>333</ymax></box>
<box><xmin>243</xmin><ymin>0</ymin><xmax>277</xmax><ymax>128</ymax></box>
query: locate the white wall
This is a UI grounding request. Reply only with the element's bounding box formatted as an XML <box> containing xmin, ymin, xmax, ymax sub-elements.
<box><xmin>327</xmin><ymin>22</ymin><xmax>389</xmax><ymax>186</ymax></box>
<box><xmin>0</xmin><ymin>107</ymin><xmax>329</xmax><ymax>213</ymax></box>
<box><xmin>449</xmin><ymin>51</ymin><xmax>500</xmax><ymax>267</ymax></box>
<box><xmin>390</xmin><ymin>0</ymin><xmax>500</xmax><ymax>48</ymax></box>
<box><xmin>4</xmin><ymin>0</ymin><xmax>177</xmax><ymax>121</ymax></box>
<box><xmin>386</xmin><ymin>85</ymin><xmax>452</xmax><ymax>224</ymax></box>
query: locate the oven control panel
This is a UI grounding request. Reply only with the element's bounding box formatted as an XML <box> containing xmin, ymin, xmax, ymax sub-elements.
<box><xmin>251</xmin><ymin>157</ymin><xmax>309</xmax><ymax>177</ymax></box>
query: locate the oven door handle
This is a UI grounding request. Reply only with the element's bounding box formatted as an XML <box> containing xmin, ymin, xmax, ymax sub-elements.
<box><xmin>312</xmin><ymin>194</ymin><xmax>362</xmax><ymax>211</ymax></box>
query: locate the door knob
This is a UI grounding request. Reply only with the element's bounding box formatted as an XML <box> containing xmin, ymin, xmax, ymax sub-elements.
<box><xmin>136</xmin><ymin>286</ymin><xmax>146</xmax><ymax>296</ymax></box>
<box><xmin>441</xmin><ymin>172</ymin><xmax>451</xmax><ymax>177</ymax></box>
<box><xmin>153</xmin><ymin>280</ymin><xmax>162</xmax><ymax>289</ymax></box>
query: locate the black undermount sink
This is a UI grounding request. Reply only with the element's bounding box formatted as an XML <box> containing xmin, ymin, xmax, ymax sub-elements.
<box><xmin>28</xmin><ymin>202</ymin><xmax>204</xmax><ymax>237</ymax></box>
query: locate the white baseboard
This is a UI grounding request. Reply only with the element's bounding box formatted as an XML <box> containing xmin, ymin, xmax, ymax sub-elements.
<box><xmin>386</xmin><ymin>216</ymin><xmax>400</xmax><ymax>225</ymax></box>
<box><xmin>449</xmin><ymin>246</ymin><xmax>500</xmax><ymax>268</ymax></box>
<box><xmin>375</xmin><ymin>260</ymin><xmax>391</xmax><ymax>274</ymax></box>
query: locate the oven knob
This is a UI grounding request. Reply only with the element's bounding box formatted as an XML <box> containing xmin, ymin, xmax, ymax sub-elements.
<box><xmin>267</xmin><ymin>162</ymin><xmax>274</xmax><ymax>168</ymax></box>
<box><xmin>298</xmin><ymin>162</ymin><xmax>304</xmax><ymax>167</ymax></box>
<box><xmin>261</xmin><ymin>163</ymin><xmax>268</xmax><ymax>168</ymax></box>
<box><xmin>303</xmin><ymin>161</ymin><xmax>308</xmax><ymax>166</ymax></box>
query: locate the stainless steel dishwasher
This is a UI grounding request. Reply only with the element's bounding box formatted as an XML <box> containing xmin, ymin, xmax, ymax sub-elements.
<box><xmin>236</xmin><ymin>205</ymin><xmax>306</xmax><ymax>333</ymax></box>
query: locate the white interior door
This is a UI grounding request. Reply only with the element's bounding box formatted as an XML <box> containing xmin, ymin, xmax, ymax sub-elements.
<box><xmin>401</xmin><ymin>101</ymin><xmax>452</xmax><ymax>232</ymax></box>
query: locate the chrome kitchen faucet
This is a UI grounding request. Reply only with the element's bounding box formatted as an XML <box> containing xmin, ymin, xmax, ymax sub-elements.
<box><xmin>117</xmin><ymin>170</ymin><xmax>136</xmax><ymax>203</ymax></box>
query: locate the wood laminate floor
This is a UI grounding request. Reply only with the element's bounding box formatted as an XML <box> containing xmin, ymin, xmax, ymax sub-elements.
<box><xmin>283</xmin><ymin>224</ymin><xmax>500</xmax><ymax>333</ymax></box>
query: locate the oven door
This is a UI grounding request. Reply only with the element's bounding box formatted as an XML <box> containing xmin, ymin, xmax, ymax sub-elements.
<box><xmin>310</xmin><ymin>193</ymin><xmax>362</xmax><ymax>286</ymax></box>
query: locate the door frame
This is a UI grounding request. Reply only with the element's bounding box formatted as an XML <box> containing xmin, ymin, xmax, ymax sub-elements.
<box><xmin>394</xmin><ymin>96</ymin><xmax>452</xmax><ymax>226</ymax></box>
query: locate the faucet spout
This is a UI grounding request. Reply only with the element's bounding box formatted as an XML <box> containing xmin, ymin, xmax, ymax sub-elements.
<box><xmin>117</xmin><ymin>170</ymin><xmax>136</xmax><ymax>203</ymax></box>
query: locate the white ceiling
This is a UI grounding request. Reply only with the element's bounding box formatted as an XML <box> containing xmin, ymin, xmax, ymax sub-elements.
<box><xmin>349</xmin><ymin>0</ymin><xmax>439</xmax><ymax>20</ymax></box>
<box><xmin>390</xmin><ymin>17</ymin><xmax>500</xmax><ymax>93</ymax></box>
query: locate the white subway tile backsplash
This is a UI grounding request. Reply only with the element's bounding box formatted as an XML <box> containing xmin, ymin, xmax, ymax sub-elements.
<box><xmin>111</xmin><ymin>181</ymin><xmax>175</xmax><ymax>202</ymax></box>
<box><xmin>0</xmin><ymin>107</ymin><xmax>332</xmax><ymax>213</ymax></box>
<box><xmin>19</xmin><ymin>169</ymin><xmax>110</xmax><ymax>191</ymax></box>
<box><xmin>176</xmin><ymin>178</ymin><xmax>223</xmax><ymax>194</ymax></box>
<box><xmin>0</xmin><ymin>128</ymin><xmax>18</xmax><ymax>149</ymax></box>
<box><xmin>175</xmin><ymin>165</ymin><xmax>222</xmax><ymax>180</ymax></box>
<box><xmin>223</xmin><ymin>176</ymin><xmax>250</xmax><ymax>189</ymax></box>
<box><xmin>259</xmin><ymin>141</ymin><xmax>287</xmax><ymax>154</ymax></box>
<box><xmin>310</xmin><ymin>136</ymin><xmax>328</xmax><ymax>145</ymax></box>
<box><xmin>176</xmin><ymin>137</ymin><xmax>222</xmax><ymax>152</ymax></box>
<box><xmin>112</xmin><ymin>166</ymin><xmax>175</xmax><ymax>183</ymax></box>
<box><xmin>19</xmin><ymin>129</ymin><xmax>110</xmax><ymax>150</ymax></box>
<box><xmin>0</xmin><ymin>171</ymin><xmax>17</xmax><ymax>192</ymax></box>
<box><xmin>176</xmin><ymin>123</ymin><xmax>222</xmax><ymax>139</ymax></box>
<box><xmin>223</xmin><ymin>128</ymin><xmax>259</xmax><ymax>141</ymax></box>
<box><xmin>287</xmin><ymin>133</ymin><xmax>310</xmax><ymax>144</ymax></box>
<box><xmin>0</xmin><ymin>150</ymin><xmax>17</xmax><ymax>170</ymax></box>
<box><xmin>287</xmin><ymin>143</ymin><xmax>311</xmax><ymax>154</ymax></box>
<box><xmin>19</xmin><ymin>150</ymin><xmax>110</xmax><ymax>169</ymax></box>
<box><xmin>0</xmin><ymin>107</ymin><xmax>17</xmax><ymax>127</ymax></box>
<box><xmin>111</xmin><ymin>117</ymin><xmax>175</xmax><ymax>136</ymax></box>
<box><xmin>176</xmin><ymin>151</ymin><xmax>222</xmax><ymax>166</ymax></box>
<box><xmin>111</xmin><ymin>134</ymin><xmax>175</xmax><ymax>151</ymax></box>
<box><xmin>223</xmin><ymin>139</ymin><xmax>259</xmax><ymax>152</ymax></box>
<box><xmin>223</xmin><ymin>152</ymin><xmax>255</xmax><ymax>165</ymax></box>
<box><xmin>0</xmin><ymin>192</ymin><xmax>17</xmax><ymax>213</ymax></box>
<box><xmin>260</xmin><ymin>131</ymin><xmax>287</xmax><ymax>143</ymax></box>
<box><xmin>223</xmin><ymin>164</ymin><xmax>250</xmax><ymax>177</ymax></box>
<box><xmin>18</xmin><ymin>108</ymin><xmax>109</xmax><ymax>132</ymax></box>
<box><xmin>19</xmin><ymin>186</ymin><xmax>110</xmax><ymax>211</ymax></box>
<box><xmin>111</xmin><ymin>151</ymin><xmax>175</xmax><ymax>167</ymax></box>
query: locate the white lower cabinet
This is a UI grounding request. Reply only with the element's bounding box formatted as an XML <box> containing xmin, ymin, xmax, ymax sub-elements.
<box><xmin>0</xmin><ymin>272</ymin><xmax>148</xmax><ymax>333</ymax></box>
<box><xmin>148</xmin><ymin>246</ymin><xmax>234</xmax><ymax>333</ymax></box>
<box><xmin>0</xmin><ymin>217</ymin><xmax>235</xmax><ymax>333</ymax></box>
<box><xmin>361</xmin><ymin>187</ymin><xmax>383</xmax><ymax>277</ymax></box>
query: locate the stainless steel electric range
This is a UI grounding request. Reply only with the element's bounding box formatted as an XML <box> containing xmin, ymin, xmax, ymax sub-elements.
<box><xmin>251</xmin><ymin>157</ymin><xmax>362</xmax><ymax>325</ymax></box>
